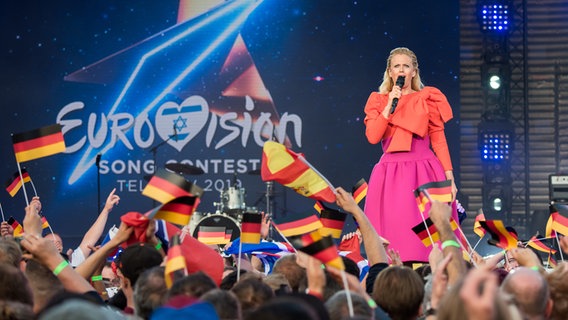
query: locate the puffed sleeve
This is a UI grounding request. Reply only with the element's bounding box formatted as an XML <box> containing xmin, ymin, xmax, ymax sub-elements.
<box><xmin>425</xmin><ymin>87</ymin><xmax>454</xmax><ymax>171</ymax></box>
<box><xmin>364</xmin><ymin>92</ymin><xmax>389</xmax><ymax>144</ymax></box>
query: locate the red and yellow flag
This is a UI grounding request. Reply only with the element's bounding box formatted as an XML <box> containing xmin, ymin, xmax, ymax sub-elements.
<box><xmin>352</xmin><ymin>179</ymin><xmax>368</xmax><ymax>204</ymax></box>
<box><xmin>12</xmin><ymin>124</ymin><xmax>66</xmax><ymax>163</ymax></box>
<box><xmin>5</xmin><ymin>169</ymin><xmax>31</xmax><ymax>197</ymax></box>
<box><xmin>546</xmin><ymin>205</ymin><xmax>558</xmax><ymax>238</ymax></box>
<box><xmin>261</xmin><ymin>141</ymin><xmax>336</xmax><ymax>203</ymax></box>
<box><xmin>40</xmin><ymin>216</ymin><xmax>50</xmax><ymax>229</ymax></box>
<box><xmin>8</xmin><ymin>217</ymin><xmax>24</xmax><ymax>237</ymax></box>
<box><xmin>273</xmin><ymin>214</ymin><xmax>323</xmax><ymax>237</ymax></box>
<box><xmin>551</xmin><ymin>212</ymin><xmax>568</xmax><ymax>236</ymax></box>
<box><xmin>526</xmin><ymin>236</ymin><xmax>557</xmax><ymax>254</ymax></box>
<box><xmin>480</xmin><ymin>220</ymin><xmax>518</xmax><ymax>250</ymax></box>
<box><xmin>165</xmin><ymin>234</ymin><xmax>187</xmax><ymax>288</ymax></box>
<box><xmin>473</xmin><ymin>213</ymin><xmax>486</xmax><ymax>238</ymax></box>
<box><xmin>319</xmin><ymin>208</ymin><xmax>347</xmax><ymax>239</ymax></box>
<box><xmin>411</xmin><ymin>217</ymin><xmax>459</xmax><ymax>247</ymax></box>
<box><xmin>241</xmin><ymin>213</ymin><xmax>262</xmax><ymax>244</ymax></box>
<box><xmin>197</xmin><ymin>226</ymin><xmax>227</xmax><ymax>245</ymax></box>
<box><xmin>298</xmin><ymin>235</ymin><xmax>344</xmax><ymax>270</ymax></box>
<box><xmin>145</xmin><ymin>195</ymin><xmax>199</xmax><ymax>226</ymax></box>
<box><xmin>142</xmin><ymin>169</ymin><xmax>203</xmax><ymax>204</ymax></box>
<box><xmin>413</xmin><ymin>180</ymin><xmax>453</xmax><ymax>214</ymax></box>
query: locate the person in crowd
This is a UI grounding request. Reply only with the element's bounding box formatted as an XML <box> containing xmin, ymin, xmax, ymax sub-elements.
<box><xmin>168</xmin><ymin>271</ymin><xmax>218</xmax><ymax>299</ymax></box>
<box><xmin>201</xmin><ymin>288</ymin><xmax>243</xmax><ymax>320</ymax></box>
<box><xmin>134</xmin><ymin>266</ymin><xmax>167</xmax><ymax>320</ymax></box>
<box><xmin>325</xmin><ymin>290</ymin><xmax>373</xmax><ymax>320</ymax></box>
<box><xmin>501</xmin><ymin>267</ymin><xmax>553</xmax><ymax>320</ymax></box>
<box><xmin>363</xmin><ymin>47</ymin><xmax>458</xmax><ymax>263</ymax></box>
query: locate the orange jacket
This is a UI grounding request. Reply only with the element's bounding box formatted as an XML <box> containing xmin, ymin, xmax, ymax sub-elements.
<box><xmin>364</xmin><ymin>86</ymin><xmax>454</xmax><ymax>171</ymax></box>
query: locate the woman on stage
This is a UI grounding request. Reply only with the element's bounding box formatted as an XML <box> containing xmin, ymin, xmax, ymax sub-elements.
<box><xmin>363</xmin><ymin>47</ymin><xmax>458</xmax><ymax>263</ymax></box>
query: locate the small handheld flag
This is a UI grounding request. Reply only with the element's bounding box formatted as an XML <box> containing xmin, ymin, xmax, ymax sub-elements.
<box><xmin>479</xmin><ymin>220</ymin><xmax>518</xmax><ymax>250</ymax></box>
<box><xmin>413</xmin><ymin>180</ymin><xmax>452</xmax><ymax>214</ymax></box>
<box><xmin>273</xmin><ymin>214</ymin><xmax>323</xmax><ymax>237</ymax></box>
<box><xmin>142</xmin><ymin>169</ymin><xmax>203</xmax><ymax>204</ymax></box>
<box><xmin>12</xmin><ymin>124</ymin><xmax>66</xmax><ymax>163</ymax></box>
<box><xmin>241</xmin><ymin>213</ymin><xmax>262</xmax><ymax>244</ymax></box>
<box><xmin>352</xmin><ymin>179</ymin><xmax>368</xmax><ymax>204</ymax></box>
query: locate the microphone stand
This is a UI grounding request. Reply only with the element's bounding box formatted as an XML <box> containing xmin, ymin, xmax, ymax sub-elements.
<box><xmin>146</xmin><ymin>129</ymin><xmax>178</xmax><ymax>206</ymax></box>
<box><xmin>96</xmin><ymin>154</ymin><xmax>101</xmax><ymax>214</ymax></box>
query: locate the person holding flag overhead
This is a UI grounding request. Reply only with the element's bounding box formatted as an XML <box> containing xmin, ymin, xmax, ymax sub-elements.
<box><xmin>363</xmin><ymin>47</ymin><xmax>458</xmax><ymax>262</ymax></box>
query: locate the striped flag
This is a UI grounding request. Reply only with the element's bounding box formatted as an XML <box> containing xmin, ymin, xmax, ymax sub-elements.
<box><xmin>145</xmin><ymin>195</ymin><xmax>199</xmax><ymax>226</ymax></box>
<box><xmin>8</xmin><ymin>217</ymin><xmax>24</xmax><ymax>237</ymax></box>
<box><xmin>473</xmin><ymin>213</ymin><xmax>486</xmax><ymax>238</ymax></box>
<box><xmin>352</xmin><ymin>179</ymin><xmax>368</xmax><ymax>204</ymax></box>
<box><xmin>241</xmin><ymin>213</ymin><xmax>262</xmax><ymax>244</ymax></box>
<box><xmin>413</xmin><ymin>180</ymin><xmax>453</xmax><ymax>214</ymax></box>
<box><xmin>223</xmin><ymin>229</ymin><xmax>233</xmax><ymax>244</ymax></box>
<box><xmin>411</xmin><ymin>217</ymin><xmax>459</xmax><ymax>247</ymax></box>
<box><xmin>314</xmin><ymin>201</ymin><xmax>325</xmax><ymax>213</ymax></box>
<box><xmin>546</xmin><ymin>205</ymin><xmax>557</xmax><ymax>238</ymax></box>
<box><xmin>180</xmin><ymin>231</ymin><xmax>224</xmax><ymax>285</ymax></box>
<box><xmin>526</xmin><ymin>236</ymin><xmax>557</xmax><ymax>254</ymax></box>
<box><xmin>551</xmin><ymin>211</ymin><xmax>568</xmax><ymax>236</ymax></box>
<box><xmin>197</xmin><ymin>226</ymin><xmax>226</xmax><ymax>245</ymax></box>
<box><xmin>273</xmin><ymin>214</ymin><xmax>323</xmax><ymax>237</ymax></box>
<box><xmin>289</xmin><ymin>230</ymin><xmax>323</xmax><ymax>249</ymax></box>
<box><xmin>298</xmin><ymin>235</ymin><xmax>345</xmax><ymax>270</ymax></box>
<box><xmin>12</xmin><ymin>124</ymin><xmax>66</xmax><ymax>163</ymax></box>
<box><xmin>319</xmin><ymin>208</ymin><xmax>347</xmax><ymax>239</ymax></box>
<box><xmin>479</xmin><ymin>220</ymin><xmax>518</xmax><ymax>250</ymax></box>
<box><xmin>5</xmin><ymin>169</ymin><xmax>31</xmax><ymax>197</ymax></box>
<box><xmin>154</xmin><ymin>220</ymin><xmax>182</xmax><ymax>252</ymax></box>
<box><xmin>142</xmin><ymin>169</ymin><xmax>203</xmax><ymax>204</ymax></box>
<box><xmin>165</xmin><ymin>234</ymin><xmax>188</xmax><ymax>288</ymax></box>
<box><xmin>261</xmin><ymin>141</ymin><xmax>336</xmax><ymax>203</ymax></box>
<box><xmin>40</xmin><ymin>216</ymin><xmax>50</xmax><ymax>229</ymax></box>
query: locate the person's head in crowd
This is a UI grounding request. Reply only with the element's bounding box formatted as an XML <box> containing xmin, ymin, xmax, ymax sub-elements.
<box><xmin>38</xmin><ymin>290</ymin><xmax>107</xmax><ymax>318</ymax></box>
<box><xmin>545</xmin><ymin>262</ymin><xmax>568</xmax><ymax>320</ymax></box>
<box><xmin>134</xmin><ymin>266</ymin><xmax>167</xmax><ymax>320</ymax></box>
<box><xmin>504</xmin><ymin>250</ymin><xmax>520</xmax><ymax>272</ymax></box>
<box><xmin>220</xmin><ymin>269</ymin><xmax>247</xmax><ymax>290</ymax></box>
<box><xmin>325</xmin><ymin>290</ymin><xmax>373</xmax><ymax>320</ymax></box>
<box><xmin>0</xmin><ymin>300</ymin><xmax>34</xmax><ymax>320</ymax></box>
<box><xmin>0</xmin><ymin>237</ymin><xmax>24</xmax><ymax>269</ymax></box>
<box><xmin>201</xmin><ymin>288</ymin><xmax>242</xmax><ymax>320</ymax></box>
<box><xmin>24</xmin><ymin>258</ymin><xmax>65</xmax><ymax>313</ymax></box>
<box><xmin>272</xmin><ymin>254</ymin><xmax>305</xmax><ymax>292</ymax></box>
<box><xmin>231</xmin><ymin>274</ymin><xmax>274</xmax><ymax>316</ymax></box>
<box><xmin>168</xmin><ymin>271</ymin><xmax>217</xmax><ymax>299</ymax></box>
<box><xmin>243</xmin><ymin>295</ymin><xmax>319</xmax><ymax>320</ymax></box>
<box><xmin>102</xmin><ymin>261</ymin><xmax>120</xmax><ymax>298</ymax></box>
<box><xmin>43</xmin><ymin>233</ymin><xmax>64</xmax><ymax>253</ymax></box>
<box><xmin>501</xmin><ymin>267</ymin><xmax>552</xmax><ymax>320</ymax></box>
<box><xmin>341</xmin><ymin>256</ymin><xmax>360</xmax><ymax>279</ymax></box>
<box><xmin>39</xmin><ymin>298</ymin><xmax>127</xmax><ymax>320</ymax></box>
<box><xmin>223</xmin><ymin>265</ymin><xmax>237</xmax><ymax>279</ymax></box>
<box><xmin>0</xmin><ymin>263</ymin><xmax>33</xmax><ymax>306</ymax></box>
<box><xmin>372</xmin><ymin>265</ymin><xmax>424</xmax><ymax>320</ymax></box>
<box><xmin>263</xmin><ymin>273</ymin><xmax>292</xmax><ymax>295</ymax></box>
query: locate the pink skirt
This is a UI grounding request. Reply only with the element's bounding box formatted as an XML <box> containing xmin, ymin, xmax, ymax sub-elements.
<box><xmin>364</xmin><ymin>135</ymin><xmax>458</xmax><ymax>262</ymax></box>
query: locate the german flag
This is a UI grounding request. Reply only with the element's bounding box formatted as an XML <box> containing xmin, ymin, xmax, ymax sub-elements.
<box><xmin>352</xmin><ymin>179</ymin><xmax>368</xmax><ymax>204</ymax></box>
<box><xmin>299</xmin><ymin>235</ymin><xmax>344</xmax><ymax>270</ymax></box>
<box><xmin>480</xmin><ymin>220</ymin><xmax>518</xmax><ymax>250</ymax></box>
<box><xmin>289</xmin><ymin>230</ymin><xmax>323</xmax><ymax>249</ymax></box>
<box><xmin>40</xmin><ymin>216</ymin><xmax>50</xmax><ymax>229</ymax></box>
<box><xmin>261</xmin><ymin>141</ymin><xmax>336</xmax><ymax>203</ymax></box>
<box><xmin>12</xmin><ymin>124</ymin><xmax>66</xmax><ymax>163</ymax></box>
<box><xmin>413</xmin><ymin>180</ymin><xmax>452</xmax><ymax>214</ymax></box>
<box><xmin>473</xmin><ymin>213</ymin><xmax>486</xmax><ymax>238</ymax></box>
<box><xmin>551</xmin><ymin>211</ymin><xmax>568</xmax><ymax>236</ymax></box>
<box><xmin>5</xmin><ymin>169</ymin><xmax>31</xmax><ymax>197</ymax></box>
<box><xmin>546</xmin><ymin>205</ymin><xmax>557</xmax><ymax>238</ymax></box>
<box><xmin>145</xmin><ymin>195</ymin><xmax>199</xmax><ymax>226</ymax></box>
<box><xmin>526</xmin><ymin>236</ymin><xmax>557</xmax><ymax>254</ymax></box>
<box><xmin>142</xmin><ymin>169</ymin><xmax>203</xmax><ymax>204</ymax></box>
<box><xmin>197</xmin><ymin>226</ymin><xmax>226</xmax><ymax>245</ymax></box>
<box><xmin>223</xmin><ymin>229</ymin><xmax>233</xmax><ymax>244</ymax></box>
<box><xmin>241</xmin><ymin>213</ymin><xmax>262</xmax><ymax>244</ymax></box>
<box><xmin>274</xmin><ymin>214</ymin><xmax>323</xmax><ymax>237</ymax></box>
<box><xmin>314</xmin><ymin>201</ymin><xmax>325</xmax><ymax>214</ymax></box>
<box><xmin>319</xmin><ymin>208</ymin><xmax>346</xmax><ymax>239</ymax></box>
<box><xmin>164</xmin><ymin>234</ymin><xmax>187</xmax><ymax>288</ymax></box>
<box><xmin>412</xmin><ymin>217</ymin><xmax>459</xmax><ymax>247</ymax></box>
<box><xmin>8</xmin><ymin>217</ymin><xmax>24</xmax><ymax>237</ymax></box>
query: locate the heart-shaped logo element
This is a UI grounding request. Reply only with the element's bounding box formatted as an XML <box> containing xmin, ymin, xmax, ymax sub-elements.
<box><xmin>155</xmin><ymin>95</ymin><xmax>209</xmax><ymax>152</ymax></box>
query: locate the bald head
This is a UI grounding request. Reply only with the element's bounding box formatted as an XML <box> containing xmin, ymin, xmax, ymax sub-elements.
<box><xmin>501</xmin><ymin>267</ymin><xmax>550</xmax><ymax>320</ymax></box>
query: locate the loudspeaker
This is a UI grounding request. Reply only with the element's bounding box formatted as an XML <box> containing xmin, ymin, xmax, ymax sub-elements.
<box><xmin>549</xmin><ymin>174</ymin><xmax>568</xmax><ymax>202</ymax></box>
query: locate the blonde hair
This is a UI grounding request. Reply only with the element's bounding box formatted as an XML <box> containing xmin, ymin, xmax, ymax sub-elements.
<box><xmin>378</xmin><ymin>47</ymin><xmax>424</xmax><ymax>94</ymax></box>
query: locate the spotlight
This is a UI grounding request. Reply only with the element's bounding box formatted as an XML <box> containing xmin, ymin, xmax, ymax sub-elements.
<box><xmin>477</xmin><ymin>1</ymin><xmax>512</xmax><ymax>34</ymax></box>
<box><xmin>489</xmin><ymin>75</ymin><xmax>501</xmax><ymax>89</ymax></box>
<box><xmin>478</xmin><ymin>120</ymin><xmax>514</xmax><ymax>162</ymax></box>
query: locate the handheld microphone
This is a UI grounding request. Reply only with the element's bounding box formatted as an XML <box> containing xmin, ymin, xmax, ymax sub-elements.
<box><xmin>390</xmin><ymin>75</ymin><xmax>406</xmax><ymax>114</ymax></box>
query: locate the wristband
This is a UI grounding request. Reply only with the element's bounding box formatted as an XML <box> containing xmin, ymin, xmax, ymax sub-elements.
<box><xmin>441</xmin><ymin>240</ymin><xmax>460</xmax><ymax>249</ymax></box>
<box><xmin>305</xmin><ymin>289</ymin><xmax>323</xmax><ymax>300</ymax></box>
<box><xmin>52</xmin><ymin>260</ymin><xmax>69</xmax><ymax>276</ymax></box>
<box><xmin>91</xmin><ymin>275</ymin><xmax>103</xmax><ymax>282</ymax></box>
<box><xmin>367</xmin><ymin>298</ymin><xmax>377</xmax><ymax>309</ymax></box>
<box><xmin>155</xmin><ymin>241</ymin><xmax>162</xmax><ymax>250</ymax></box>
<box><xmin>530</xmin><ymin>266</ymin><xmax>540</xmax><ymax>271</ymax></box>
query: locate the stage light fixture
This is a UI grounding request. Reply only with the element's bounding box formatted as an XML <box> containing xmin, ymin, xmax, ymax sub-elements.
<box><xmin>489</xmin><ymin>75</ymin><xmax>501</xmax><ymax>89</ymax></box>
<box><xmin>478</xmin><ymin>1</ymin><xmax>512</xmax><ymax>34</ymax></box>
<box><xmin>478</xmin><ymin>120</ymin><xmax>514</xmax><ymax>162</ymax></box>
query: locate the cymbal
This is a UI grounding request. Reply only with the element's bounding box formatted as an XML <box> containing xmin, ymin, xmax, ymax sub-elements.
<box><xmin>165</xmin><ymin>163</ymin><xmax>204</xmax><ymax>175</ymax></box>
<box><xmin>247</xmin><ymin>169</ymin><xmax>261</xmax><ymax>175</ymax></box>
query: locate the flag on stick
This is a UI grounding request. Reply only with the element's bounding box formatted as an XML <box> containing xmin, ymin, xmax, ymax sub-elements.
<box><xmin>8</xmin><ymin>217</ymin><xmax>24</xmax><ymax>237</ymax></box>
<box><xmin>480</xmin><ymin>220</ymin><xmax>518</xmax><ymax>250</ymax></box>
<box><xmin>298</xmin><ymin>235</ymin><xmax>345</xmax><ymax>270</ymax></box>
<box><xmin>241</xmin><ymin>213</ymin><xmax>262</xmax><ymax>244</ymax></box>
<box><xmin>413</xmin><ymin>180</ymin><xmax>452</xmax><ymax>214</ymax></box>
<box><xmin>40</xmin><ymin>216</ymin><xmax>50</xmax><ymax>229</ymax></box>
<box><xmin>142</xmin><ymin>169</ymin><xmax>203</xmax><ymax>204</ymax></box>
<box><xmin>319</xmin><ymin>208</ymin><xmax>347</xmax><ymax>239</ymax></box>
<box><xmin>546</xmin><ymin>205</ymin><xmax>558</xmax><ymax>238</ymax></box>
<box><xmin>197</xmin><ymin>226</ymin><xmax>227</xmax><ymax>245</ymax></box>
<box><xmin>411</xmin><ymin>217</ymin><xmax>459</xmax><ymax>247</ymax></box>
<box><xmin>179</xmin><ymin>232</ymin><xmax>224</xmax><ymax>285</ymax></box>
<box><xmin>352</xmin><ymin>179</ymin><xmax>368</xmax><ymax>204</ymax></box>
<box><xmin>145</xmin><ymin>195</ymin><xmax>199</xmax><ymax>226</ymax></box>
<box><xmin>164</xmin><ymin>234</ymin><xmax>187</xmax><ymax>288</ymax></box>
<box><xmin>273</xmin><ymin>214</ymin><xmax>323</xmax><ymax>237</ymax></box>
<box><xmin>5</xmin><ymin>169</ymin><xmax>31</xmax><ymax>197</ymax></box>
<box><xmin>473</xmin><ymin>213</ymin><xmax>486</xmax><ymax>238</ymax></box>
<box><xmin>261</xmin><ymin>141</ymin><xmax>336</xmax><ymax>203</ymax></box>
<box><xmin>551</xmin><ymin>211</ymin><xmax>568</xmax><ymax>236</ymax></box>
<box><xmin>526</xmin><ymin>236</ymin><xmax>557</xmax><ymax>254</ymax></box>
<box><xmin>12</xmin><ymin>124</ymin><xmax>66</xmax><ymax>163</ymax></box>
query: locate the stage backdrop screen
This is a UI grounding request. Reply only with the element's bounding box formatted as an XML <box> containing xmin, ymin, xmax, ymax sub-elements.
<box><xmin>0</xmin><ymin>0</ymin><xmax>459</xmax><ymax>247</ymax></box>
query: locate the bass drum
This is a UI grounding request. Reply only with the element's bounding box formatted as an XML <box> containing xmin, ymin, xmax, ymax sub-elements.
<box><xmin>189</xmin><ymin>213</ymin><xmax>240</xmax><ymax>242</ymax></box>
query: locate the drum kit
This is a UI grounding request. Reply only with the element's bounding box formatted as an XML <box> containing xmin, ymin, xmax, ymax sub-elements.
<box><xmin>162</xmin><ymin>163</ymin><xmax>277</xmax><ymax>242</ymax></box>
